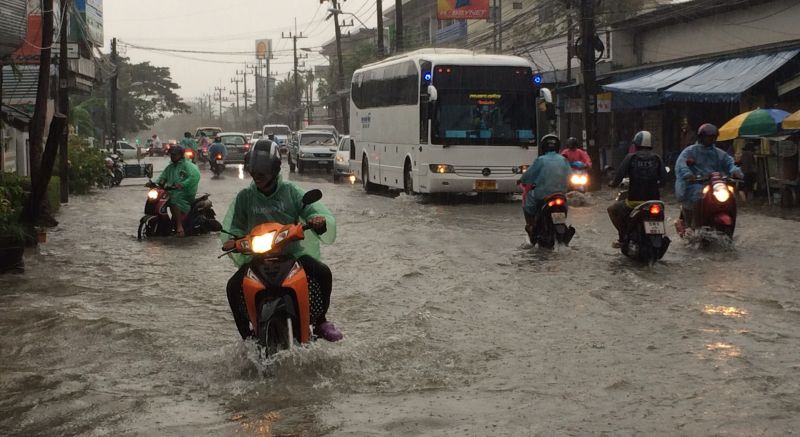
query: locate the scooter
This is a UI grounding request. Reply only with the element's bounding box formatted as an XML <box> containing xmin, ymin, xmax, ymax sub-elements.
<box><xmin>210</xmin><ymin>153</ymin><xmax>226</xmax><ymax>177</ymax></box>
<box><xmin>678</xmin><ymin>170</ymin><xmax>739</xmax><ymax>240</ymax></box>
<box><xmin>219</xmin><ymin>189</ymin><xmax>324</xmax><ymax>358</ymax></box>
<box><xmin>184</xmin><ymin>148</ymin><xmax>197</xmax><ymax>164</ymax></box>
<box><xmin>614</xmin><ymin>178</ymin><xmax>670</xmax><ymax>263</ymax></box>
<box><xmin>568</xmin><ymin>161</ymin><xmax>589</xmax><ymax>193</ymax></box>
<box><xmin>522</xmin><ymin>185</ymin><xmax>576</xmax><ymax>249</ymax></box>
<box><xmin>137</xmin><ymin>180</ymin><xmax>221</xmax><ymax>240</ymax></box>
<box><xmin>104</xmin><ymin>153</ymin><xmax>125</xmax><ymax>187</ymax></box>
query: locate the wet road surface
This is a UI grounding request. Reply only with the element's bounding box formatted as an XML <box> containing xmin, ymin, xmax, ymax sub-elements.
<box><xmin>2</xmin><ymin>157</ymin><xmax>800</xmax><ymax>436</ymax></box>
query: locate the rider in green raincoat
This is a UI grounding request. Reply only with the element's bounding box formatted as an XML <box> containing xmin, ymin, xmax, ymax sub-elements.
<box><xmin>157</xmin><ymin>145</ymin><xmax>201</xmax><ymax>236</ymax></box>
<box><xmin>220</xmin><ymin>139</ymin><xmax>342</xmax><ymax>342</ymax></box>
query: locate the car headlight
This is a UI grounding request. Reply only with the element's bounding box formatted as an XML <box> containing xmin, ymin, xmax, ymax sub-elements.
<box><xmin>147</xmin><ymin>189</ymin><xmax>159</xmax><ymax>200</ymax></box>
<box><xmin>335</xmin><ymin>155</ymin><xmax>344</xmax><ymax>162</ymax></box>
<box><xmin>429</xmin><ymin>164</ymin><xmax>454</xmax><ymax>174</ymax></box>
<box><xmin>251</xmin><ymin>231</ymin><xmax>276</xmax><ymax>254</ymax></box>
<box><xmin>712</xmin><ymin>183</ymin><xmax>730</xmax><ymax>203</ymax></box>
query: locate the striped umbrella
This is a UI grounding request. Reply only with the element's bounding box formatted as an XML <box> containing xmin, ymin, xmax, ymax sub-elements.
<box><xmin>781</xmin><ymin>109</ymin><xmax>800</xmax><ymax>130</ymax></box>
<box><xmin>718</xmin><ymin>109</ymin><xmax>790</xmax><ymax>142</ymax></box>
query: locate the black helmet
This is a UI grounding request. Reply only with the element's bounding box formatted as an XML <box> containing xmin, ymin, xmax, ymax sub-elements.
<box><xmin>540</xmin><ymin>134</ymin><xmax>561</xmax><ymax>153</ymax></box>
<box><xmin>697</xmin><ymin>123</ymin><xmax>719</xmax><ymax>138</ymax></box>
<box><xmin>566</xmin><ymin>137</ymin><xmax>579</xmax><ymax>149</ymax></box>
<box><xmin>169</xmin><ymin>144</ymin><xmax>184</xmax><ymax>157</ymax></box>
<box><xmin>632</xmin><ymin>131</ymin><xmax>653</xmax><ymax>149</ymax></box>
<box><xmin>184</xmin><ymin>131</ymin><xmax>192</xmax><ymax>138</ymax></box>
<box><xmin>247</xmin><ymin>139</ymin><xmax>281</xmax><ymax>178</ymax></box>
<box><xmin>214</xmin><ymin>135</ymin><xmax>222</xmax><ymax>143</ymax></box>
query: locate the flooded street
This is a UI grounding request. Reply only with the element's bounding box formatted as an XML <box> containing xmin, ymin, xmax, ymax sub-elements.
<box><xmin>2</xmin><ymin>157</ymin><xmax>800</xmax><ymax>436</ymax></box>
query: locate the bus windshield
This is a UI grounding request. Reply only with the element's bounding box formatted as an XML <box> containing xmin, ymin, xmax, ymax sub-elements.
<box><xmin>431</xmin><ymin>66</ymin><xmax>536</xmax><ymax>146</ymax></box>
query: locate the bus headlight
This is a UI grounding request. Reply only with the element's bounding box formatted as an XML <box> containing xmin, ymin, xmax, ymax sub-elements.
<box><xmin>429</xmin><ymin>164</ymin><xmax>454</xmax><ymax>174</ymax></box>
<box><xmin>512</xmin><ymin>165</ymin><xmax>529</xmax><ymax>174</ymax></box>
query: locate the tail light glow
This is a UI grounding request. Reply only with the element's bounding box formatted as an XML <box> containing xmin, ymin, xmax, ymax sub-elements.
<box><xmin>649</xmin><ymin>204</ymin><xmax>662</xmax><ymax>215</ymax></box>
<box><xmin>215</xmin><ymin>154</ymin><xmax>223</xmax><ymax>160</ymax></box>
<box><xmin>548</xmin><ymin>197</ymin><xmax>565</xmax><ymax>207</ymax></box>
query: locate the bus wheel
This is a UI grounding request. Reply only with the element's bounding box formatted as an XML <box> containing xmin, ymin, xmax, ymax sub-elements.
<box><xmin>404</xmin><ymin>160</ymin><xmax>414</xmax><ymax>195</ymax></box>
<box><xmin>362</xmin><ymin>158</ymin><xmax>376</xmax><ymax>193</ymax></box>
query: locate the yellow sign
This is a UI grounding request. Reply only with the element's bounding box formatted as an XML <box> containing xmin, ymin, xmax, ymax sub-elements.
<box><xmin>255</xmin><ymin>39</ymin><xmax>272</xmax><ymax>60</ymax></box>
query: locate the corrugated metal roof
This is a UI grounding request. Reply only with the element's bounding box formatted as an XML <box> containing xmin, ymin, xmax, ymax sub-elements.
<box><xmin>0</xmin><ymin>0</ymin><xmax>27</xmax><ymax>58</ymax></box>
<box><xmin>2</xmin><ymin>65</ymin><xmax>42</xmax><ymax>104</ymax></box>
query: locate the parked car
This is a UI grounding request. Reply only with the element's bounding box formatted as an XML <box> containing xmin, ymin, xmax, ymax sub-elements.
<box><xmin>305</xmin><ymin>124</ymin><xmax>339</xmax><ymax>142</ymax></box>
<box><xmin>288</xmin><ymin>130</ymin><xmax>337</xmax><ymax>174</ymax></box>
<box><xmin>333</xmin><ymin>135</ymin><xmax>354</xmax><ymax>183</ymax></box>
<box><xmin>114</xmin><ymin>141</ymin><xmax>137</xmax><ymax>160</ymax></box>
<box><xmin>218</xmin><ymin>132</ymin><xmax>250</xmax><ymax>164</ymax></box>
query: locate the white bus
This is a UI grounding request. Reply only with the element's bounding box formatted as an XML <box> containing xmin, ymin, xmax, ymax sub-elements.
<box><xmin>349</xmin><ymin>49</ymin><xmax>538</xmax><ymax>194</ymax></box>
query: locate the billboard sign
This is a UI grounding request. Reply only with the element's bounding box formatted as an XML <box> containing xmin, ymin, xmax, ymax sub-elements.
<box><xmin>437</xmin><ymin>0</ymin><xmax>490</xmax><ymax>20</ymax></box>
<box><xmin>255</xmin><ymin>39</ymin><xmax>272</xmax><ymax>60</ymax></box>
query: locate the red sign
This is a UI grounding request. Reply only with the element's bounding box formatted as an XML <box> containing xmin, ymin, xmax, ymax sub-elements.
<box><xmin>437</xmin><ymin>0</ymin><xmax>490</xmax><ymax>20</ymax></box>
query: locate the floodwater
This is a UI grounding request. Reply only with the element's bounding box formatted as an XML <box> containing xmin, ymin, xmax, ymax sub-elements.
<box><xmin>2</xmin><ymin>157</ymin><xmax>800</xmax><ymax>436</ymax></box>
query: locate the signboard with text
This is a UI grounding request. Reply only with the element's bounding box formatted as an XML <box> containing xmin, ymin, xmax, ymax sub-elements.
<box><xmin>75</xmin><ymin>0</ymin><xmax>103</xmax><ymax>46</ymax></box>
<box><xmin>437</xmin><ymin>0</ymin><xmax>490</xmax><ymax>20</ymax></box>
<box><xmin>255</xmin><ymin>39</ymin><xmax>272</xmax><ymax>60</ymax></box>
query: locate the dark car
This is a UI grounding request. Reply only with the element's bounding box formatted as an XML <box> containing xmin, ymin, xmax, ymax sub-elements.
<box><xmin>218</xmin><ymin>132</ymin><xmax>250</xmax><ymax>164</ymax></box>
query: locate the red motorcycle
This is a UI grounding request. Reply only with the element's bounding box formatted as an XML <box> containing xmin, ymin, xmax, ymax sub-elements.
<box><xmin>137</xmin><ymin>180</ymin><xmax>221</xmax><ymax>240</ymax></box>
<box><xmin>678</xmin><ymin>170</ymin><xmax>739</xmax><ymax>240</ymax></box>
<box><xmin>220</xmin><ymin>189</ymin><xmax>324</xmax><ymax>357</ymax></box>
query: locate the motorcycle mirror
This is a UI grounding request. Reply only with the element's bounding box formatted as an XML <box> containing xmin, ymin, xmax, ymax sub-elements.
<box><xmin>302</xmin><ymin>189</ymin><xmax>323</xmax><ymax>207</ymax></box>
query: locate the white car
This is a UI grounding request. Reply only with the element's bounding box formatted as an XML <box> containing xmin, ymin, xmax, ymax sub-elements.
<box><xmin>333</xmin><ymin>135</ymin><xmax>354</xmax><ymax>183</ymax></box>
<box><xmin>114</xmin><ymin>141</ymin><xmax>137</xmax><ymax>159</ymax></box>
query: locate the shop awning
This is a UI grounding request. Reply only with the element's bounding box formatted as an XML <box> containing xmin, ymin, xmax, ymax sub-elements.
<box><xmin>603</xmin><ymin>62</ymin><xmax>713</xmax><ymax>94</ymax></box>
<box><xmin>664</xmin><ymin>49</ymin><xmax>800</xmax><ymax>101</ymax></box>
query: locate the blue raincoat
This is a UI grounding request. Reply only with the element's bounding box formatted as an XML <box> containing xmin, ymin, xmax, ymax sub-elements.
<box><xmin>675</xmin><ymin>142</ymin><xmax>741</xmax><ymax>207</ymax></box>
<box><xmin>221</xmin><ymin>176</ymin><xmax>336</xmax><ymax>267</ymax></box>
<box><xmin>520</xmin><ymin>151</ymin><xmax>570</xmax><ymax>214</ymax></box>
<box><xmin>208</xmin><ymin>141</ymin><xmax>227</xmax><ymax>159</ymax></box>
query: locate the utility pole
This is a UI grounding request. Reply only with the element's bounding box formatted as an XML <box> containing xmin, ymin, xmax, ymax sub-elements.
<box><xmin>249</xmin><ymin>63</ymin><xmax>260</xmax><ymax>124</ymax></box>
<box><xmin>29</xmin><ymin>0</ymin><xmax>55</xmax><ymax>184</ymax></box>
<box><xmin>214</xmin><ymin>86</ymin><xmax>226</xmax><ymax>126</ymax></box>
<box><xmin>377</xmin><ymin>0</ymin><xmax>385</xmax><ymax>57</ymax></box>
<box><xmin>328</xmin><ymin>1</ymin><xmax>349</xmax><ymax>134</ymax></box>
<box><xmin>207</xmin><ymin>93</ymin><xmax>214</xmax><ymax>123</ymax></box>
<box><xmin>282</xmin><ymin>20</ymin><xmax>307</xmax><ymax>130</ymax></box>
<box><xmin>566</xmin><ymin>0</ymin><xmax>573</xmax><ymax>138</ymax></box>
<box><xmin>579</xmin><ymin>0</ymin><xmax>600</xmax><ymax>190</ymax></box>
<box><xmin>265</xmin><ymin>56</ymin><xmax>272</xmax><ymax>121</ymax></box>
<box><xmin>110</xmin><ymin>38</ymin><xmax>118</xmax><ymax>153</ymax></box>
<box><xmin>230</xmin><ymin>76</ymin><xmax>243</xmax><ymax>129</ymax></box>
<box><xmin>58</xmin><ymin>0</ymin><xmax>70</xmax><ymax>203</ymax></box>
<box><xmin>306</xmin><ymin>70</ymin><xmax>314</xmax><ymax>125</ymax></box>
<box><xmin>395</xmin><ymin>0</ymin><xmax>403</xmax><ymax>52</ymax></box>
<box><xmin>239</xmin><ymin>67</ymin><xmax>249</xmax><ymax>125</ymax></box>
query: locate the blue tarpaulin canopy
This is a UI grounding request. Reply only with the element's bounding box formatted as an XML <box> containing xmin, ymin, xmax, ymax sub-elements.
<box><xmin>664</xmin><ymin>49</ymin><xmax>800</xmax><ymax>101</ymax></box>
<box><xmin>601</xmin><ymin>48</ymin><xmax>799</xmax><ymax>107</ymax></box>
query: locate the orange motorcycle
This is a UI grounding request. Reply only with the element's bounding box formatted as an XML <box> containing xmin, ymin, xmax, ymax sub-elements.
<box><xmin>221</xmin><ymin>189</ymin><xmax>323</xmax><ymax>357</ymax></box>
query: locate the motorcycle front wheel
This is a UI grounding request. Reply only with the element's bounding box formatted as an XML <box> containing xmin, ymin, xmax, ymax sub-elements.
<box><xmin>260</xmin><ymin>315</ymin><xmax>294</xmax><ymax>358</ymax></box>
<box><xmin>137</xmin><ymin>216</ymin><xmax>156</xmax><ymax>240</ymax></box>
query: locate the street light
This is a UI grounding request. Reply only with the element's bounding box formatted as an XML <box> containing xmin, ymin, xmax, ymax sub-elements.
<box><xmin>328</xmin><ymin>8</ymin><xmax>371</xmax><ymax>29</ymax></box>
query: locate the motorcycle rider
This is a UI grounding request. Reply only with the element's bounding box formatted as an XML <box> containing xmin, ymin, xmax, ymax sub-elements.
<box><xmin>156</xmin><ymin>145</ymin><xmax>201</xmax><ymax>237</ymax></box>
<box><xmin>151</xmin><ymin>134</ymin><xmax>162</xmax><ymax>156</ymax></box>
<box><xmin>675</xmin><ymin>123</ymin><xmax>743</xmax><ymax>233</ymax></box>
<box><xmin>520</xmin><ymin>134</ymin><xmax>571</xmax><ymax>241</ymax></box>
<box><xmin>221</xmin><ymin>140</ymin><xmax>343</xmax><ymax>342</ymax></box>
<box><xmin>208</xmin><ymin>136</ymin><xmax>227</xmax><ymax>165</ymax></box>
<box><xmin>560</xmin><ymin>137</ymin><xmax>592</xmax><ymax>169</ymax></box>
<box><xmin>180</xmin><ymin>131</ymin><xmax>198</xmax><ymax>159</ymax></box>
<box><xmin>607</xmin><ymin>131</ymin><xmax>668</xmax><ymax>247</ymax></box>
<box><xmin>198</xmin><ymin>132</ymin><xmax>210</xmax><ymax>157</ymax></box>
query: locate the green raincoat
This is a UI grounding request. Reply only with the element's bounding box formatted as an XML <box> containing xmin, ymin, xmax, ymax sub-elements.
<box><xmin>156</xmin><ymin>158</ymin><xmax>201</xmax><ymax>213</ymax></box>
<box><xmin>180</xmin><ymin>137</ymin><xmax>198</xmax><ymax>151</ymax></box>
<box><xmin>221</xmin><ymin>176</ymin><xmax>336</xmax><ymax>267</ymax></box>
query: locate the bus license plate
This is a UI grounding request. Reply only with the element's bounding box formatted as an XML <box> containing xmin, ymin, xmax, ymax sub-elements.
<box><xmin>475</xmin><ymin>180</ymin><xmax>497</xmax><ymax>191</ymax></box>
<box><xmin>644</xmin><ymin>221</ymin><xmax>665</xmax><ymax>234</ymax></box>
<box><xmin>551</xmin><ymin>212</ymin><xmax>567</xmax><ymax>224</ymax></box>
<box><xmin>216</xmin><ymin>160</ymin><xmax>224</xmax><ymax>164</ymax></box>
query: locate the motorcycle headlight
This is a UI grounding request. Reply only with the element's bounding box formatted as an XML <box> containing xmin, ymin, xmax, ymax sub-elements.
<box><xmin>713</xmin><ymin>183</ymin><xmax>730</xmax><ymax>203</ymax></box>
<box><xmin>251</xmin><ymin>231</ymin><xmax>276</xmax><ymax>254</ymax></box>
<box><xmin>147</xmin><ymin>189</ymin><xmax>159</xmax><ymax>200</ymax></box>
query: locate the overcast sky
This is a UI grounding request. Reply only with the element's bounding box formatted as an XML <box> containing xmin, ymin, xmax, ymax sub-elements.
<box><xmin>103</xmin><ymin>0</ymin><xmax>379</xmax><ymax>100</ymax></box>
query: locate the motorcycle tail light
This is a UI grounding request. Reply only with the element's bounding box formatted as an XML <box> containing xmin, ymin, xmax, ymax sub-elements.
<box><xmin>649</xmin><ymin>204</ymin><xmax>662</xmax><ymax>215</ymax></box>
<box><xmin>548</xmin><ymin>197</ymin><xmax>565</xmax><ymax>207</ymax></box>
<box><xmin>215</xmin><ymin>154</ymin><xmax>223</xmax><ymax>160</ymax></box>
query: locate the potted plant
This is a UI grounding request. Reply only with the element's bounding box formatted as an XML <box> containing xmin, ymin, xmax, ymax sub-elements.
<box><xmin>0</xmin><ymin>197</ymin><xmax>28</xmax><ymax>273</ymax></box>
